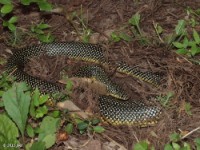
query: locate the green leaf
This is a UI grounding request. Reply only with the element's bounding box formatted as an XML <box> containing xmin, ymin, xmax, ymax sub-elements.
<box><xmin>172</xmin><ymin>142</ymin><xmax>180</xmax><ymax>150</ymax></box>
<box><xmin>129</xmin><ymin>12</ymin><xmax>140</xmax><ymax>27</ymax></box>
<box><xmin>164</xmin><ymin>144</ymin><xmax>173</xmax><ymax>150</ymax></box>
<box><xmin>33</xmin><ymin>88</ymin><xmax>40</xmax><ymax>106</ymax></box>
<box><xmin>2</xmin><ymin>82</ymin><xmax>31</xmax><ymax>137</ymax></box>
<box><xmin>173</xmin><ymin>42</ymin><xmax>184</xmax><ymax>48</ymax></box>
<box><xmin>65</xmin><ymin>123</ymin><xmax>73</xmax><ymax>134</ymax></box>
<box><xmin>30</xmin><ymin>141</ymin><xmax>45</xmax><ymax>150</ymax></box>
<box><xmin>1</xmin><ymin>4</ymin><xmax>13</xmax><ymax>14</ymax></box>
<box><xmin>183</xmin><ymin>142</ymin><xmax>191</xmax><ymax>150</ymax></box>
<box><xmin>35</xmin><ymin>105</ymin><xmax>48</xmax><ymax>118</ymax></box>
<box><xmin>37</xmin><ymin>1</ymin><xmax>52</xmax><ymax>11</ymax></box>
<box><xmin>66</xmin><ymin>79</ymin><xmax>73</xmax><ymax>92</ymax></box>
<box><xmin>119</xmin><ymin>33</ymin><xmax>132</xmax><ymax>42</ymax></box>
<box><xmin>175</xmin><ymin>20</ymin><xmax>186</xmax><ymax>36</ymax></box>
<box><xmin>183</xmin><ymin>37</ymin><xmax>189</xmax><ymax>48</ymax></box>
<box><xmin>176</xmin><ymin>49</ymin><xmax>188</xmax><ymax>55</ymax></box>
<box><xmin>49</xmin><ymin>110</ymin><xmax>60</xmax><ymax>118</ymax></box>
<box><xmin>190</xmin><ymin>42</ymin><xmax>198</xmax><ymax>56</ymax></box>
<box><xmin>0</xmin><ymin>0</ymin><xmax>12</xmax><ymax>4</ymax></box>
<box><xmin>91</xmin><ymin>118</ymin><xmax>100</xmax><ymax>125</ymax></box>
<box><xmin>193</xmin><ymin>29</ymin><xmax>200</xmax><ymax>44</ymax></box>
<box><xmin>184</xmin><ymin>102</ymin><xmax>192</xmax><ymax>115</ymax></box>
<box><xmin>8</xmin><ymin>23</ymin><xmax>16</xmax><ymax>32</ymax></box>
<box><xmin>77</xmin><ymin>122</ymin><xmax>88</xmax><ymax>131</ymax></box>
<box><xmin>42</xmin><ymin>134</ymin><xmax>56</xmax><ymax>149</ymax></box>
<box><xmin>169</xmin><ymin>132</ymin><xmax>181</xmax><ymax>142</ymax></box>
<box><xmin>133</xmin><ymin>141</ymin><xmax>148</xmax><ymax>150</ymax></box>
<box><xmin>0</xmin><ymin>114</ymin><xmax>19</xmax><ymax>149</ymax></box>
<box><xmin>157</xmin><ymin>25</ymin><xmax>163</xmax><ymax>34</ymax></box>
<box><xmin>8</xmin><ymin>16</ymin><xmax>18</xmax><ymax>24</ymax></box>
<box><xmin>111</xmin><ymin>32</ymin><xmax>121</xmax><ymax>42</ymax></box>
<box><xmin>37</xmin><ymin>33</ymin><xmax>55</xmax><ymax>43</ymax></box>
<box><xmin>93</xmin><ymin>126</ymin><xmax>105</xmax><ymax>133</ymax></box>
<box><xmin>38</xmin><ymin>116</ymin><xmax>60</xmax><ymax>141</ymax></box>
<box><xmin>39</xmin><ymin>94</ymin><xmax>49</xmax><ymax>105</ymax></box>
<box><xmin>194</xmin><ymin>138</ymin><xmax>200</xmax><ymax>150</ymax></box>
<box><xmin>20</xmin><ymin>0</ymin><xmax>32</xmax><ymax>5</ymax></box>
<box><xmin>38</xmin><ymin>23</ymin><xmax>50</xmax><ymax>29</ymax></box>
<box><xmin>26</xmin><ymin>124</ymin><xmax>35</xmax><ymax>138</ymax></box>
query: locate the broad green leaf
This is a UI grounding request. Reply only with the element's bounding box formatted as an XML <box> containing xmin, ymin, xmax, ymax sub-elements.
<box><xmin>176</xmin><ymin>49</ymin><xmax>188</xmax><ymax>55</ymax></box>
<box><xmin>0</xmin><ymin>0</ymin><xmax>11</xmax><ymax>4</ymax></box>
<box><xmin>0</xmin><ymin>114</ymin><xmax>19</xmax><ymax>150</ymax></box>
<box><xmin>129</xmin><ymin>12</ymin><xmax>140</xmax><ymax>27</ymax></box>
<box><xmin>8</xmin><ymin>16</ymin><xmax>18</xmax><ymax>24</ymax></box>
<box><xmin>38</xmin><ymin>116</ymin><xmax>60</xmax><ymax>140</ymax></box>
<box><xmin>164</xmin><ymin>144</ymin><xmax>173</xmax><ymax>150</ymax></box>
<box><xmin>93</xmin><ymin>126</ymin><xmax>105</xmax><ymax>133</ymax></box>
<box><xmin>172</xmin><ymin>142</ymin><xmax>180</xmax><ymax>150</ymax></box>
<box><xmin>42</xmin><ymin>134</ymin><xmax>56</xmax><ymax>149</ymax></box>
<box><xmin>65</xmin><ymin>123</ymin><xmax>73</xmax><ymax>134</ymax></box>
<box><xmin>169</xmin><ymin>132</ymin><xmax>181</xmax><ymax>142</ymax></box>
<box><xmin>133</xmin><ymin>141</ymin><xmax>148</xmax><ymax>150</ymax></box>
<box><xmin>195</xmin><ymin>138</ymin><xmax>200</xmax><ymax>150</ymax></box>
<box><xmin>119</xmin><ymin>33</ymin><xmax>132</xmax><ymax>42</ymax></box>
<box><xmin>173</xmin><ymin>42</ymin><xmax>184</xmax><ymax>48</ymax></box>
<box><xmin>30</xmin><ymin>141</ymin><xmax>45</xmax><ymax>150</ymax></box>
<box><xmin>8</xmin><ymin>23</ymin><xmax>16</xmax><ymax>32</ymax></box>
<box><xmin>1</xmin><ymin>4</ymin><xmax>13</xmax><ymax>14</ymax></box>
<box><xmin>26</xmin><ymin>124</ymin><xmax>35</xmax><ymax>138</ymax></box>
<box><xmin>21</xmin><ymin>0</ymin><xmax>32</xmax><ymax>5</ymax></box>
<box><xmin>77</xmin><ymin>122</ymin><xmax>88</xmax><ymax>130</ymax></box>
<box><xmin>193</xmin><ymin>29</ymin><xmax>200</xmax><ymax>44</ymax></box>
<box><xmin>37</xmin><ymin>1</ymin><xmax>52</xmax><ymax>11</ymax></box>
<box><xmin>2</xmin><ymin>82</ymin><xmax>31</xmax><ymax>137</ymax></box>
<box><xmin>183</xmin><ymin>142</ymin><xmax>191</xmax><ymax>150</ymax></box>
<box><xmin>175</xmin><ymin>20</ymin><xmax>185</xmax><ymax>36</ymax></box>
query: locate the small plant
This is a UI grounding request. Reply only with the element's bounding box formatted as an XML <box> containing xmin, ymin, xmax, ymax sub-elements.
<box><xmin>157</xmin><ymin>91</ymin><xmax>174</xmax><ymax>107</ymax></box>
<box><xmin>110</xmin><ymin>12</ymin><xmax>149</xmax><ymax>45</ymax></box>
<box><xmin>65</xmin><ymin>115</ymin><xmax>105</xmax><ymax>135</ymax></box>
<box><xmin>0</xmin><ymin>0</ymin><xmax>53</xmax><ymax>32</ymax></box>
<box><xmin>68</xmin><ymin>7</ymin><xmax>92</xmax><ymax>43</ymax></box>
<box><xmin>31</xmin><ymin>22</ymin><xmax>55</xmax><ymax>43</ymax></box>
<box><xmin>173</xmin><ymin>29</ymin><xmax>200</xmax><ymax>56</ymax></box>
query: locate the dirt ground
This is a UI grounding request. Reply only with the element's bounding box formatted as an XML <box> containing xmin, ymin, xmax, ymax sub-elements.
<box><xmin>0</xmin><ymin>0</ymin><xmax>200</xmax><ymax>150</ymax></box>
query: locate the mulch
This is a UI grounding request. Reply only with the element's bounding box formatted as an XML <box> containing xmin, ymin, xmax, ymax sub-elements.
<box><xmin>0</xmin><ymin>0</ymin><xmax>200</xmax><ymax>149</ymax></box>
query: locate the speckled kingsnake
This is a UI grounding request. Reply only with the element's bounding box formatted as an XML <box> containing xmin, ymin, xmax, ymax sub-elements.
<box><xmin>6</xmin><ymin>42</ymin><xmax>162</xmax><ymax>126</ymax></box>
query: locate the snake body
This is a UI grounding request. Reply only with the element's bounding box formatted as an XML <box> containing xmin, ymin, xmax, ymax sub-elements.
<box><xmin>6</xmin><ymin>42</ymin><xmax>161</xmax><ymax>126</ymax></box>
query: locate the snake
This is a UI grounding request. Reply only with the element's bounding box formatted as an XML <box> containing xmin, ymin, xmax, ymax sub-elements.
<box><xmin>6</xmin><ymin>42</ymin><xmax>162</xmax><ymax>126</ymax></box>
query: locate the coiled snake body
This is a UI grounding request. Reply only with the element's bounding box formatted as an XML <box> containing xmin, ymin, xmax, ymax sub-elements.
<box><xmin>7</xmin><ymin>42</ymin><xmax>161</xmax><ymax>126</ymax></box>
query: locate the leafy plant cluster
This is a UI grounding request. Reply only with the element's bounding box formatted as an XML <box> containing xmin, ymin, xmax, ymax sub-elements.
<box><xmin>111</xmin><ymin>12</ymin><xmax>149</xmax><ymax>45</ymax></box>
<box><xmin>0</xmin><ymin>76</ymin><xmax>105</xmax><ymax>150</ymax></box>
<box><xmin>0</xmin><ymin>0</ymin><xmax>54</xmax><ymax>43</ymax></box>
<box><xmin>133</xmin><ymin>133</ymin><xmax>200</xmax><ymax>150</ymax></box>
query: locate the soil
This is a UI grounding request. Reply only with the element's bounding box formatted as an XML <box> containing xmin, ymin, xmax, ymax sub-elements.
<box><xmin>0</xmin><ymin>0</ymin><xmax>200</xmax><ymax>150</ymax></box>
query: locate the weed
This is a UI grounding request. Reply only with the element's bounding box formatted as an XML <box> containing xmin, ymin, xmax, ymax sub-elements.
<box><xmin>31</xmin><ymin>22</ymin><xmax>55</xmax><ymax>43</ymax></box>
<box><xmin>0</xmin><ymin>0</ymin><xmax>52</xmax><ymax>32</ymax></box>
